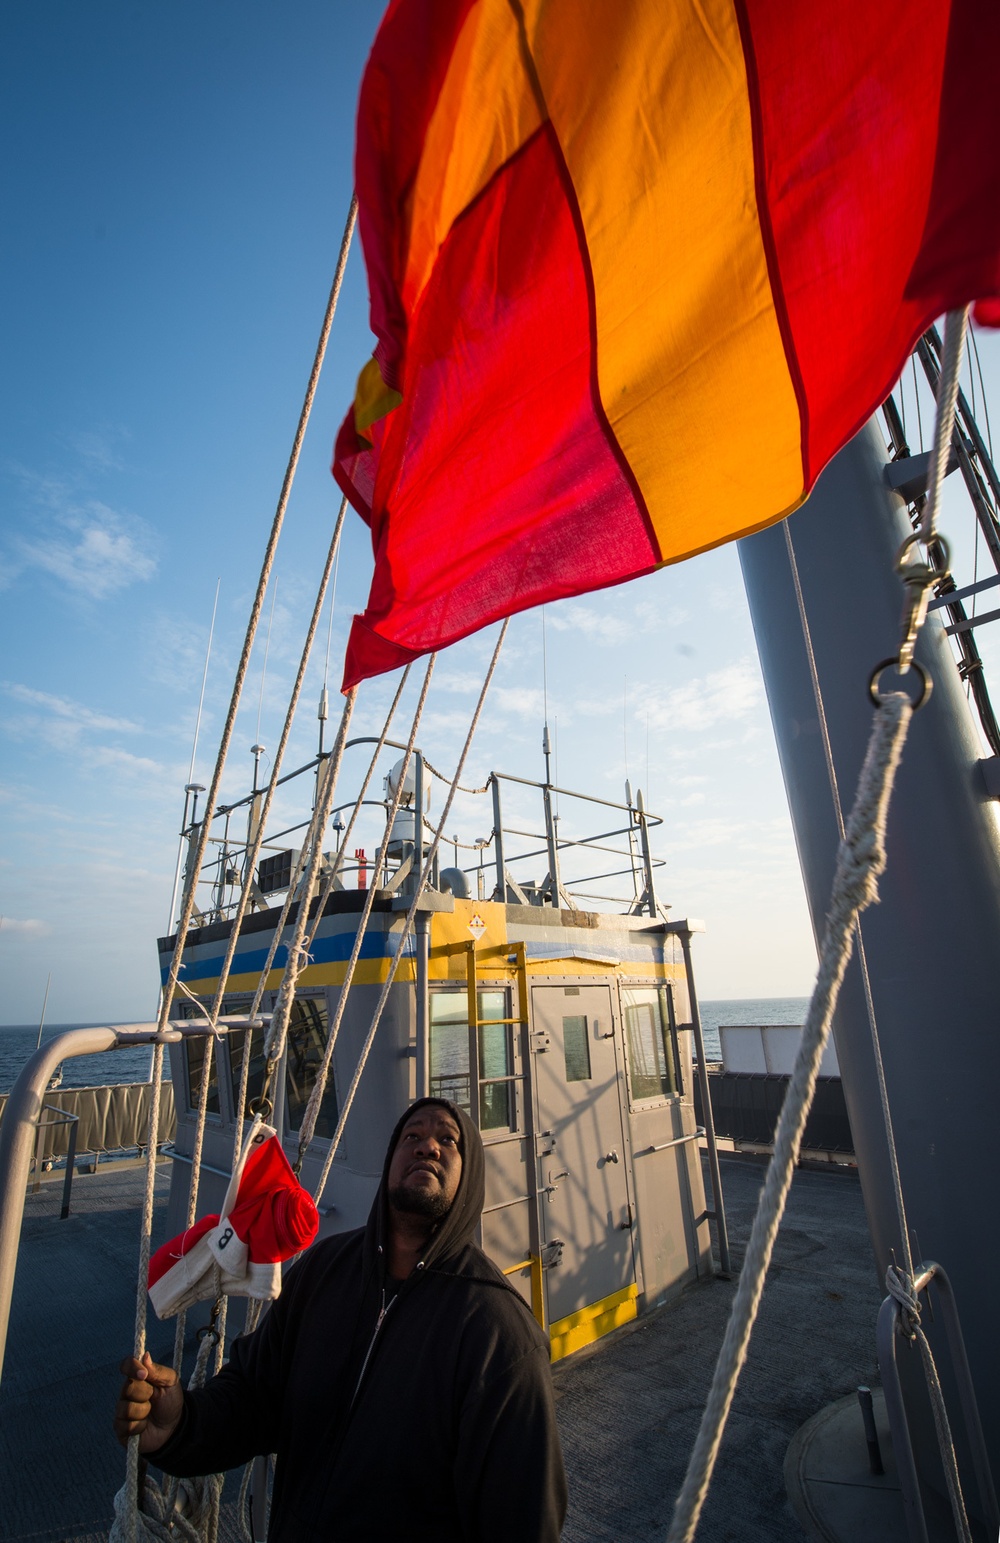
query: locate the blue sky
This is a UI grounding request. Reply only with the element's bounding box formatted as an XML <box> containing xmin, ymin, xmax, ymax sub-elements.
<box><xmin>2</xmin><ymin>3</ymin><xmax>999</xmax><ymax>1024</ymax></box>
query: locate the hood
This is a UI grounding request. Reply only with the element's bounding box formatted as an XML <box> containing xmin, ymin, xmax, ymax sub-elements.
<box><xmin>363</xmin><ymin>1096</ymin><xmax>485</xmax><ymax>1275</ymax></box>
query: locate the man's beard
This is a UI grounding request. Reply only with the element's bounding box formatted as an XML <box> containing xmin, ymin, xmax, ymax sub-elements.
<box><xmin>388</xmin><ymin>1180</ymin><xmax>452</xmax><ymax>1221</ymax></box>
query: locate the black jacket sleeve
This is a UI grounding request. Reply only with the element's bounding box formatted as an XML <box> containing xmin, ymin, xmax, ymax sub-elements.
<box><xmin>453</xmin><ymin>1340</ymin><xmax>567</xmax><ymax>1542</ymax></box>
<box><xmin>153</xmin><ymin>1289</ymin><xmax>290</xmax><ymax>1478</ymax></box>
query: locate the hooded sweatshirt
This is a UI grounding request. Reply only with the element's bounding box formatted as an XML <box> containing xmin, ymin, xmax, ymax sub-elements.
<box><xmin>154</xmin><ymin>1098</ymin><xmax>567</xmax><ymax>1541</ymax></box>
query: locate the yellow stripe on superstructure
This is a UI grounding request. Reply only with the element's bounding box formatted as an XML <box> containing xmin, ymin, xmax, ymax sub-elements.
<box><xmin>549</xmin><ymin>1282</ymin><xmax>639</xmax><ymax>1362</ymax></box>
<box><xmin>520</xmin><ymin>0</ymin><xmax>803</xmax><ymax>560</ymax></box>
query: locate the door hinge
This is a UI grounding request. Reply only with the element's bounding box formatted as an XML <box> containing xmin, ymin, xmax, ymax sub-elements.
<box><xmin>530</xmin><ymin>1029</ymin><xmax>551</xmax><ymax>1053</ymax></box>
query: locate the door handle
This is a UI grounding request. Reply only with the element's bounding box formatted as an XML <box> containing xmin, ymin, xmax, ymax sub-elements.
<box><xmin>603</xmin><ymin>1149</ymin><xmax>620</xmax><ymax>1164</ymax></box>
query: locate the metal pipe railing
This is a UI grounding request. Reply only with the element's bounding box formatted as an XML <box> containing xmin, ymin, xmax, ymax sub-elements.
<box><xmin>0</xmin><ymin>1025</ymin><xmax>180</xmax><ymax>1384</ymax></box>
<box><xmin>877</xmin><ymin>1260</ymin><xmax>999</xmax><ymax>1543</ymax></box>
<box><xmin>31</xmin><ymin>1106</ymin><xmax>79</xmax><ymax>1219</ymax></box>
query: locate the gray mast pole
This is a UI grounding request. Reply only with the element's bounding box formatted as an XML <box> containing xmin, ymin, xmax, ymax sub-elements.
<box><xmin>739</xmin><ymin>420</ymin><xmax>1000</xmax><ymax>1508</ymax></box>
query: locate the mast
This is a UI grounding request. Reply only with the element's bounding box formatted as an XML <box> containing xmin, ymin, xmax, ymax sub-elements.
<box><xmin>739</xmin><ymin>418</ymin><xmax>1000</xmax><ymax>1513</ymax></box>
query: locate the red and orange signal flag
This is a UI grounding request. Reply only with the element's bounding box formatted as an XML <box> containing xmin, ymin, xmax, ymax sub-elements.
<box><xmin>334</xmin><ymin>0</ymin><xmax>1000</xmax><ymax>690</ymax></box>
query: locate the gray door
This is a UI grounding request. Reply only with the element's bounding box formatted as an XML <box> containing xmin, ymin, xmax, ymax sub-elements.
<box><xmin>531</xmin><ymin>984</ymin><xmax>636</xmax><ymax>1322</ymax></box>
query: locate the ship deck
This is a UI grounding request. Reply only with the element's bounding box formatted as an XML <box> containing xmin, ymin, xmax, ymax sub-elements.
<box><xmin>2</xmin><ymin>1153</ymin><xmax>882</xmax><ymax>1542</ymax></box>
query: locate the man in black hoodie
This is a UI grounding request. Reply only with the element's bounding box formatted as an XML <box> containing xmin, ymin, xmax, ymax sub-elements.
<box><xmin>116</xmin><ymin>1097</ymin><xmax>567</xmax><ymax>1541</ymax></box>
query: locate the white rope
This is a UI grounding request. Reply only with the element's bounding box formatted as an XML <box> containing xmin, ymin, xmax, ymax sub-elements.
<box><xmin>784</xmin><ymin>519</ymin><xmax>917</xmax><ymax>1277</ymax></box>
<box><xmin>244</xmin><ymin>664</ymin><xmax>411</xmax><ymax>1026</ymax></box>
<box><xmin>295</xmin><ymin>656</ymin><xmax>437</xmax><ymax>1164</ymax></box>
<box><xmin>301</xmin><ymin>668</ymin><xmax>414</xmax><ymax>958</ymax></box>
<box><xmin>666</xmin><ymin>689</ymin><xmax>912</xmax><ymax>1543</ymax></box>
<box><xmin>258</xmin><ymin>691</ymin><xmax>357</xmax><ymax>1082</ymax></box>
<box><xmin>209</xmin><ymin>494</ymin><xmax>349</xmax><ymax>1045</ymax></box>
<box><xmin>311</xmin><ymin>620</ymin><xmax>508</xmax><ymax>1204</ymax></box>
<box><xmin>110</xmin><ymin>1333</ymin><xmax>223</xmax><ymax>1543</ymax></box>
<box><xmin>920</xmin><ymin>308</ymin><xmax>969</xmax><ymax>549</ymax></box>
<box><xmin>667</xmin><ymin>308</ymin><xmax>973</xmax><ymax>1543</ymax></box>
<box><xmin>120</xmin><ymin>195</ymin><xmax>358</xmax><ymax>1543</ymax></box>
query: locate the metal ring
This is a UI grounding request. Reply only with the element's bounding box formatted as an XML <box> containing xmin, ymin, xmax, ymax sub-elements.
<box><xmin>868</xmin><ymin>657</ymin><xmax>933</xmax><ymax>711</ymax></box>
<box><xmin>247</xmin><ymin>1096</ymin><xmax>272</xmax><ymax>1121</ymax></box>
<box><xmin>196</xmin><ymin>1325</ymin><xmax>220</xmax><ymax>1344</ymax></box>
<box><xmin>895</xmin><ymin>530</ymin><xmax>951</xmax><ymax>576</ymax></box>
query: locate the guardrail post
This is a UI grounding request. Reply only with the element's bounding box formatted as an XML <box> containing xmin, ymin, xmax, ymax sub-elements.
<box><xmin>490</xmin><ymin>775</ymin><xmax>506</xmax><ymax>902</ymax></box>
<box><xmin>60</xmin><ymin>1114</ymin><xmax>79</xmax><ymax>1220</ymax></box>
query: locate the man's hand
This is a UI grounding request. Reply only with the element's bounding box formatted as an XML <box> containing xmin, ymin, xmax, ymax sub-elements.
<box><xmin>115</xmin><ymin>1353</ymin><xmax>184</xmax><ymax>1453</ymax></box>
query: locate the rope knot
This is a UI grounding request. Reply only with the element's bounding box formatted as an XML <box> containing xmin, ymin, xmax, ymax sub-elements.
<box><xmin>886</xmin><ymin>1263</ymin><xmax>921</xmax><ymax>1338</ymax></box>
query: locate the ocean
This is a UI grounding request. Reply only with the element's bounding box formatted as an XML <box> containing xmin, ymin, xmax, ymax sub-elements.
<box><xmin>0</xmin><ymin>998</ymin><xmax>809</xmax><ymax>1096</ymax></box>
<box><xmin>0</xmin><ymin>1024</ymin><xmax>167</xmax><ymax>1096</ymax></box>
<box><xmin>697</xmin><ymin>997</ymin><xmax>809</xmax><ymax>1061</ymax></box>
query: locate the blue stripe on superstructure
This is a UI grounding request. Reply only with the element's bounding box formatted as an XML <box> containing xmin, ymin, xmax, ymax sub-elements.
<box><xmin>161</xmin><ymin>925</ymin><xmax>399</xmax><ymax>986</ymax></box>
<box><xmin>523</xmin><ymin>941</ymin><xmax>664</xmax><ymax>963</ymax></box>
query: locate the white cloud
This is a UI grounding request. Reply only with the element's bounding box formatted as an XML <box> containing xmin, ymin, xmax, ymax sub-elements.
<box><xmin>547</xmin><ymin>604</ymin><xmax>632</xmax><ymax>645</ymax></box>
<box><xmin>67</xmin><ymin>428</ymin><xmax>128</xmax><ymax>473</ymax></box>
<box><xmin>3</xmin><ymin>683</ymin><xmax>141</xmax><ymax>735</ymax></box>
<box><xmin>492</xmin><ymin>686</ymin><xmax>545</xmax><ymax>718</ymax></box>
<box><xmin>432</xmin><ymin>670</ymin><xmax>484</xmax><ymax>695</ymax></box>
<box><xmin>0</xmin><ymin>916</ymin><xmax>49</xmax><ymax>937</ymax></box>
<box><xmin>84</xmin><ymin>745</ymin><xmax>163</xmax><ymax>775</ymax></box>
<box><xmin>18</xmin><ymin>501</ymin><xmax>156</xmax><ymax>598</ymax></box>
<box><xmin>643</xmin><ymin>658</ymin><xmax>763</xmax><ymax>735</ymax></box>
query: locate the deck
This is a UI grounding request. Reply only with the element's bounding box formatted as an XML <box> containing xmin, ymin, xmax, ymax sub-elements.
<box><xmin>1</xmin><ymin>1154</ymin><xmax>882</xmax><ymax>1542</ymax></box>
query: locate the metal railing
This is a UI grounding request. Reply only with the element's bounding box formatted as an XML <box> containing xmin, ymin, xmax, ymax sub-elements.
<box><xmin>169</xmin><ymin>732</ymin><xmax>670</xmax><ymax>929</ymax></box>
<box><xmin>0</xmin><ymin>1024</ymin><xmax>181</xmax><ymax>1385</ymax></box>
<box><xmin>877</xmin><ymin>1259</ymin><xmax>999</xmax><ymax>1543</ymax></box>
<box><xmin>31</xmin><ymin>1106</ymin><xmax>79</xmax><ymax>1218</ymax></box>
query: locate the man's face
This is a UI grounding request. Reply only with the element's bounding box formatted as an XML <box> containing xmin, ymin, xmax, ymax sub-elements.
<box><xmin>387</xmin><ymin>1105</ymin><xmax>463</xmax><ymax>1221</ymax></box>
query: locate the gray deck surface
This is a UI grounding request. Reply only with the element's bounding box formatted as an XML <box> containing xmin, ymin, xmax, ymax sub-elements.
<box><xmin>2</xmin><ymin>1154</ymin><xmax>880</xmax><ymax>1542</ymax></box>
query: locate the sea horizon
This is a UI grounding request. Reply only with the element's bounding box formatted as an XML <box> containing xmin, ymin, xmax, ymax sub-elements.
<box><xmin>0</xmin><ymin>996</ymin><xmax>811</xmax><ymax>1096</ymax></box>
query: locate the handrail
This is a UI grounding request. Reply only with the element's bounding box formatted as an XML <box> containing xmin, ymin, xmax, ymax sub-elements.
<box><xmin>877</xmin><ymin>1259</ymin><xmax>999</xmax><ymax>1543</ymax></box>
<box><xmin>32</xmin><ymin>1106</ymin><xmax>80</xmax><ymax>1218</ymax></box>
<box><xmin>637</xmin><ymin>1127</ymin><xmax>705</xmax><ymax>1155</ymax></box>
<box><xmin>0</xmin><ymin>1025</ymin><xmax>181</xmax><ymax>1385</ymax></box>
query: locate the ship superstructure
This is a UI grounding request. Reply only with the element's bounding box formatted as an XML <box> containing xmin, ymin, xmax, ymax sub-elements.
<box><xmin>160</xmin><ymin>744</ymin><xmax>719</xmax><ymax>1359</ymax></box>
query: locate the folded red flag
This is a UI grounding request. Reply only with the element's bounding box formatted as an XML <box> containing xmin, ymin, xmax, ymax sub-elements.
<box><xmin>148</xmin><ymin>1125</ymin><xmax>319</xmax><ymax>1319</ymax></box>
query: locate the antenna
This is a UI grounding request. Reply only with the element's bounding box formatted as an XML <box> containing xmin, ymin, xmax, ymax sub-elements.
<box><xmin>34</xmin><ymin>972</ymin><xmax>52</xmax><ymax>1051</ymax></box>
<box><xmin>541</xmin><ymin>606</ymin><xmax>553</xmax><ymax>783</ymax></box>
<box><xmin>623</xmin><ymin>674</ymin><xmax>629</xmax><ymax>779</ymax></box>
<box><xmin>167</xmin><ymin>580</ymin><xmax>220</xmax><ymax>930</ymax></box>
<box><xmin>322</xmin><ymin>537</ymin><xmax>342</xmax><ymax>691</ymax></box>
<box><xmin>255</xmin><ymin>576</ymin><xmax>279</xmax><ymax>747</ymax></box>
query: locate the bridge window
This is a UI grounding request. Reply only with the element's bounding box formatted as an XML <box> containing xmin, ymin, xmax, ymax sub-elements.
<box><xmin>225</xmin><ymin>1022</ymin><xmax>267</xmax><ymax>1121</ymax></box>
<box><xmin>284</xmin><ymin>997</ymin><xmax>338</xmax><ymax>1139</ymax></box>
<box><xmin>622</xmin><ymin>986</ymin><xmax>678</xmax><ymax>1104</ymax></box>
<box><xmin>562</xmin><ymin>1015</ymin><xmax>592</xmax><ymax>1082</ymax></box>
<box><xmin>183</xmin><ymin>1033</ymin><xmax>220</xmax><ymax>1116</ymax></box>
<box><xmin>429</xmin><ymin>988</ymin><xmax>515</xmax><ymax>1131</ymax></box>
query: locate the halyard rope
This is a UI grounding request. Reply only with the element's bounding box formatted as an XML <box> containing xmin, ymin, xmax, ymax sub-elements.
<box><xmin>665</xmin><ymin>308</ymin><xmax>971</xmax><ymax>1543</ymax></box>
<box><xmin>294</xmin><ymin>657</ymin><xmax>437</xmax><ymax>1165</ymax></box>
<box><xmin>257</xmin><ymin>690</ymin><xmax>357</xmax><ymax>1083</ymax></box>
<box><xmin>310</xmin><ymin>620</ymin><xmax>509</xmax><ymax>1204</ymax></box>
<box><xmin>665</xmin><ymin>689</ymin><xmax>912</xmax><ymax>1543</ymax></box>
<box><xmin>244</xmin><ymin>666</ymin><xmax>412</xmax><ymax>1026</ymax></box>
<box><xmin>120</xmin><ymin>195</ymin><xmax>358</xmax><ymax>1543</ymax></box>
